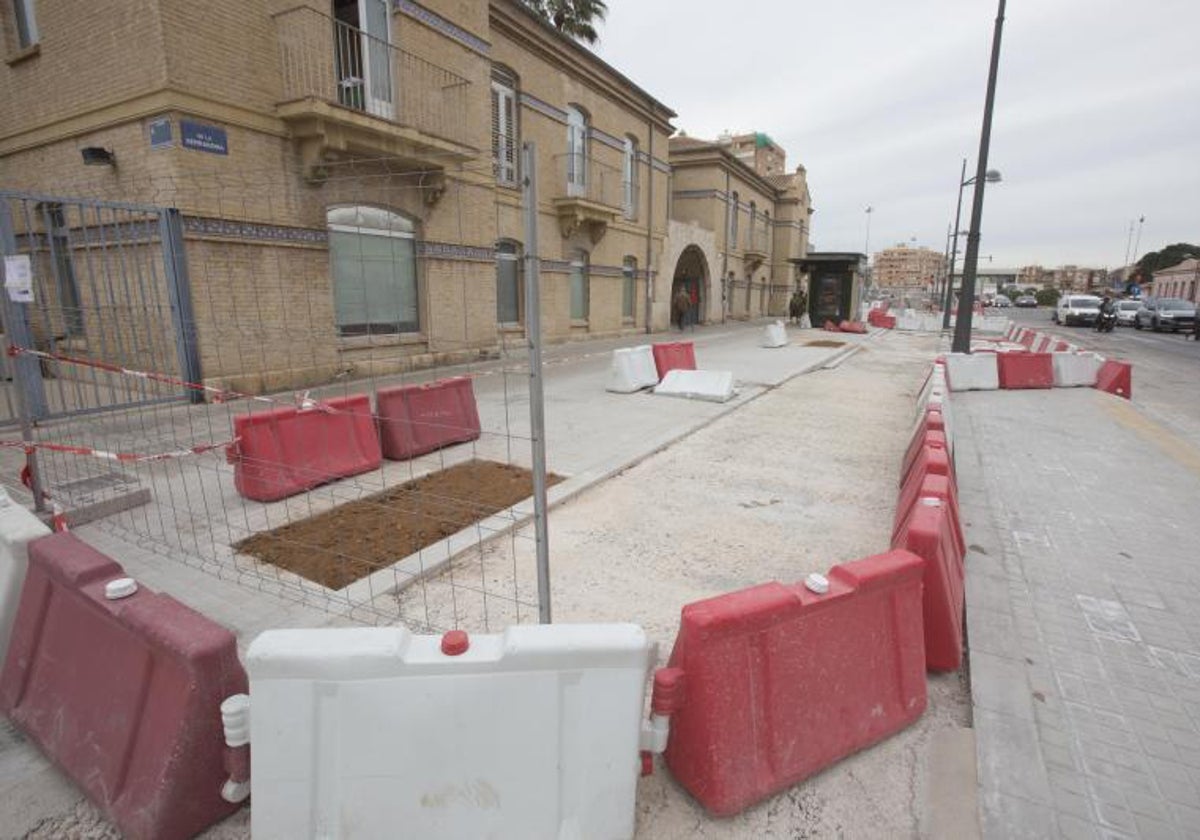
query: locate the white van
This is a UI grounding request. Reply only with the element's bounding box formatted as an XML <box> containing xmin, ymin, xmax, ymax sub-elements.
<box><xmin>1053</xmin><ymin>295</ymin><xmax>1102</xmax><ymax>327</ymax></box>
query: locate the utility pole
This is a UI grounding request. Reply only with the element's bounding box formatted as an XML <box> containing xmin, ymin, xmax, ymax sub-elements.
<box><xmin>952</xmin><ymin>0</ymin><xmax>1007</xmax><ymax>354</ymax></box>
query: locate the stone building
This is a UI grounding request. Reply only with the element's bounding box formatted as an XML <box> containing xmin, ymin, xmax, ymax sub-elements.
<box><xmin>666</xmin><ymin>133</ymin><xmax>812</xmax><ymax>323</ymax></box>
<box><xmin>0</xmin><ymin>0</ymin><xmax>676</xmax><ymax>393</ymax></box>
<box><xmin>1150</xmin><ymin>258</ymin><xmax>1200</xmax><ymax>303</ymax></box>
<box><xmin>871</xmin><ymin>244</ymin><xmax>945</xmax><ymax>290</ymax></box>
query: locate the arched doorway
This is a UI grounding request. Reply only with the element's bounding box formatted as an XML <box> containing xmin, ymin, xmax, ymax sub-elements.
<box><xmin>671</xmin><ymin>245</ymin><xmax>710</xmax><ymax>326</ymax></box>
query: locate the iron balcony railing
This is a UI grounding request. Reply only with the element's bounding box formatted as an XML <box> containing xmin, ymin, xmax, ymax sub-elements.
<box><xmin>556</xmin><ymin>152</ymin><xmax>628</xmax><ymax>211</ymax></box>
<box><xmin>274</xmin><ymin>6</ymin><xmax>472</xmax><ymax>148</ymax></box>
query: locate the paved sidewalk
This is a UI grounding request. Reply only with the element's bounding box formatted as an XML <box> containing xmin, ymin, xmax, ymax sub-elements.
<box><xmin>957</xmin><ymin>388</ymin><xmax>1200</xmax><ymax>839</ymax></box>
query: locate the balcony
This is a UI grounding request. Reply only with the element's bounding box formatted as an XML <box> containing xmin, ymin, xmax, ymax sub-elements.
<box><xmin>274</xmin><ymin>6</ymin><xmax>476</xmax><ymax>185</ymax></box>
<box><xmin>552</xmin><ymin>153</ymin><xmax>628</xmax><ymax>244</ymax></box>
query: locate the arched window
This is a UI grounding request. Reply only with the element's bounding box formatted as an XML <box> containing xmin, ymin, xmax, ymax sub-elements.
<box><xmin>496</xmin><ymin>239</ymin><xmax>522</xmax><ymax>325</ymax></box>
<box><xmin>622</xmin><ymin>256</ymin><xmax>637</xmax><ymax>319</ymax></box>
<box><xmin>749</xmin><ymin>201</ymin><xmax>757</xmax><ymax>250</ymax></box>
<box><xmin>491</xmin><ymin>66</ymin><xmax>518</xmax><ymax>186</ymax></box>
<box><xmin>327</xmin><ymin>206</ymin><xmax>419</xmax><ymax>336</ymax></box>
<box><xmin>570</xmin><ymin>249</ymin><xmax>589</xmax><ymax>320</ymax></box>
<box><xmin>566</xmin><ymin>106</ymin><xmax>588</xmax><ymax>197</ymax></box>
<box><xmin>623</xmin><ymin>136</ymin><xmax>639</xmax><ymax>220</ymax></box>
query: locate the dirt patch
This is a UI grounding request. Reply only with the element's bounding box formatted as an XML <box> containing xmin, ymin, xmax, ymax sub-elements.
<box><xmin>804</xmin><ymin>339</ymin><xmax>847</xmax><ymax>348</ymax></box>
<box><xmin>236</xmin><ymin>460</ymin><xmax>562</xmax><ymax>589</ymax></box>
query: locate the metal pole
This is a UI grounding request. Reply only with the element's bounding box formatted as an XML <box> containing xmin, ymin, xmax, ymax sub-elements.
<box><xmin>521</xmin><ymin>142</ymin><xmax>552</xmax><ymax>624</ymax></box>
<box><xmin>1131</xmin><ymin>215</ymin><xmax>1145</xmax><ymax>267</ymax></box>
<box><xmin>1122</xmin><ymin>219</ymin><xmax>1135</xmax><ymax>268</ymax></box>
<box><xmin>863</xmin><ymin>206</ymin><xmax>873</xmax><ymax>294</ymax></box>
<box><xmin>943</xmin><ymin>158</ymin><xmax>968</xmax><ymax>329</ymax></box>
<box><xmin>0</xmin><ymin>200</ymin><xmax>47</xmax><ymax>511</ymax></box>
<box><xmin>939</xmin><ymin>223</ymin><xmax>952</xmax><ymax>303</ymax></box>
<box><xmin>643</xmin><ymin>124</ymin><xmax>655</xmax><ymax>334</ymax></box>
<box><xmin>952</xmin><ymin>0</ymin><xmax>1007</xmax><ymax>354</ymax></box>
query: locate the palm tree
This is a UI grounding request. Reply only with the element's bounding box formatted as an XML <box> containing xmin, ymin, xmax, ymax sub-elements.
<box><xmin>520</xmin><ymin>0</ymin><xmax>608</xmax><ymax>46</ymax></box>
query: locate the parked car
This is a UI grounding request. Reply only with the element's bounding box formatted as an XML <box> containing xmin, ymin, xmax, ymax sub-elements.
<box><xmin>1115</xmin><ymin>299</ymin><xmax>1141</xmax><ymax>327</ymax></box>
<box><xmin>991</xmin><ymin>294</ymin><xmax>1012</xmax><ymax>308</ymax></box>
<box><xmin>1053</xmin><ymin>295</ymin><xmax>1102</xmax><ymax>326</ymax></box>
<box><xmin>1134</xmin><ymin>297</ymin><xmax>1197</xmax><ymax>333</ymax></box>
<box><xmin>1014</xmin><ymin>295</ymin><xmax>1037</xmax><ymax>308</ymax></box>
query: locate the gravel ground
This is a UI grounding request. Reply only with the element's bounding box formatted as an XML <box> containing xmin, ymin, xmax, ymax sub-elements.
<box><xmin>16</xmin><ymin>329</ymin><xmax>971</xmax><ymax>839</ymax></box>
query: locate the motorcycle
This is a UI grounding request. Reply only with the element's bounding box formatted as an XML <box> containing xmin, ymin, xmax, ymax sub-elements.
<box><xmin>1096</xmin><ymin>309</ymin><xmax>1117</xmax><ymax>333</ymax></box>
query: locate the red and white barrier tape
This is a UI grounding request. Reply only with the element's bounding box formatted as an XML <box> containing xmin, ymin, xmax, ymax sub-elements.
<box><xmin>1</xmin><ymin>437</ymin><xmax>236</xmax><ymax>464</ymax></box>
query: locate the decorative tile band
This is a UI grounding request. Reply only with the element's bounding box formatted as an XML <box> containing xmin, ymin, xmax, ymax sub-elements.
<box><xmin>417</xmin><ymin>241</ymin><xmax>495</xmax><ymax>262</ymax></box>
<box><xmin>520</xmin><ymin>93</ymin><xmax>568</xmax><ymax>123</ymax></box>
<box><xmin>395</xmin><ymin>0</ymin><xmax>490</xmax><ymax>55</ymax></box>
<box><xmin>592</xmin><ymin>128</ymin><xmax>624</xmax><ymax>152</ymax></box>
<box><xmin>183</xmin><ymin>216</ymin><xmax>328</xmax><ymax>245</ymax></box>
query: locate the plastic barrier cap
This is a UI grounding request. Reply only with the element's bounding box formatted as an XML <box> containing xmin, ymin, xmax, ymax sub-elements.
<box><xmin>441</xmin><ymin>629</ymin><xmax>470</xmax><ymax>656</ymax></box>
<box><xmin>804</xmin><ymin>572</ymin><xmax>830</xmax><ymax>594</ymax></box>
<box><xmin>104</xmin><ymin>577</ymin><xmax>138</xmax><ymax>600</ymax></box>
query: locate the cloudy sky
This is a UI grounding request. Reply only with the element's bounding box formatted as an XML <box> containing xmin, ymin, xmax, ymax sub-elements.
<box><xmin>595</xmin><ymin>0</ymin><xmax>1200</xmax><ymax>269</ymax></box>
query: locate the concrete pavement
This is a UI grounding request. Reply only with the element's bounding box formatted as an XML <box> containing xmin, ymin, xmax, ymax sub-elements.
<box><xmin>957</xmin><ymin>386</ymin><xmax>1200</xmax><ymax>839</ymax></box>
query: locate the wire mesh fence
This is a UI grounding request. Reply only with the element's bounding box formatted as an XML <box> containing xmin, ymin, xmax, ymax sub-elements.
<box><xmin>0</xmin><ymin>148</ymin><xmax>559</xmax><ymax>632</ymax></box>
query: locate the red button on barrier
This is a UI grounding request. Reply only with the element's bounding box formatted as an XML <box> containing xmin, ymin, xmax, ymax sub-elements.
<box><xmin>0</xmin><ymin>533</ymin><xmax>247</xmax><ymax>840</ymax></box>
<box><xmin>661</xmin><ymin>550</ymin><xmax>927</xmax><ymax>816</ymax></box>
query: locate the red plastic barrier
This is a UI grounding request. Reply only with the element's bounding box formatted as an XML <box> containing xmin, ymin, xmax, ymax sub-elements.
<box><xmin>894</xmin><ymin>470</ymin><xmax>965</xmax><ymax>561</ymax></box>
<box><xmin>1053</xmin><ymin>340</ymin><xmax>1071</xmax><ymax>352</ymax></box>
<box><xmin>651</xmin><ymin>341</ymin><xmax>697</xmax><ymax>379</ymax></box>
<box><xmin>1018</xmin><ymin>331</ymin><xmax>1036</xmax><ymax>348</ymax></box>
<box><xmin>997</xmin><ymin>352</ymin><xmax>1054</xmax><ymax>389</ymax></box>
<box><xmin>1095</xmin><ymin>360</ymin><xmax>1132</xmax><ymax>399</ymax></box>
<box><xmin>0</xmin><ymin>533</ymin><xmax>246</xmax><ymax>840</ymax></box>
<box><xmin>226</xmin><ymin>394</ymin><xmax>381</xmax><ymax>502</ymax></box>
<box><xmin>839</xmin><ymin>320</ymin><xmax>867</xmax><ymax>334</ymax></box>
<box><xmin>893</xmin><ymin>497</ymin><xmax>965</xmax><ymax>671</ymax></box>
<box><xmin>900</xmin><ymin>430</ymin><xmax>952</xmax><ymax>489</ymax></box>
<box><xmin>661</xmin><ymin>549</ymin><xmax>927</xmax><ymax>816</ymax></box>
<box><xmin>901</xmin><ymin>443</ymin><xmax>953</xmax><ymax>494</ymax></box>
<box><xmin>878</xmin><ymin>314</ymin><xmax>896</xmax><ymax>329</ymax></box>
<box><xmin>375</xmin><ymin>376</ymin><xmax>481</xmax><ymax>461</ymax></box>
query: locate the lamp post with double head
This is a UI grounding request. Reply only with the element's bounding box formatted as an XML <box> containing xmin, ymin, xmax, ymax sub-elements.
<box><xmin>942</xmin><ymin>161</ymin><xmax>1001</xmax><ymax>329</ymax></box>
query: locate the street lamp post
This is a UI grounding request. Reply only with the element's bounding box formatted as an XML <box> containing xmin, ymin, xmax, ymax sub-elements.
<box><xmin>952</xmin><ymin>0</ymin><xmax>1008</xmax><ymax>354</ymax></box>
<box><xmin>864</xmin><ymin>205</ymin><xmax>874</xmax><ymax>294</ymax></box>
<box><xmin>941</xmin><ymin>161</ymin><xmax>1000</xmax><ymax>328</ymax></box>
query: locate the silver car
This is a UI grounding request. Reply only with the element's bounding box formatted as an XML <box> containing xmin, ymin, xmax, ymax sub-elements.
<box><xmin>1134</xmin><ymin>298</ymin><xmax>1197</xmax><ymax>333</ymax></box>
<box><xmin>1115</xmin><ymin>300</ymin><xmax>1141</xmax><ymax>326</ymax></box>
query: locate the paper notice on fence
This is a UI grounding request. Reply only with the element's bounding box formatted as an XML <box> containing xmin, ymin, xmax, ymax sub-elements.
<box><xmin>3</xmin><ymin>255</ymin><xmax>33</xmax><ymax>303</ymax></box>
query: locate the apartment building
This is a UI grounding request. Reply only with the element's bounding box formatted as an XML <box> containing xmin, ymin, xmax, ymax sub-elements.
<box><xmin>667</xmin><ymin>133</ymin><xmax>812</xmax><ymax>322</ymax></box>
<box><xmin>0</xmin><ymin>0</ymin><xmax>675</xmax><ymax>393</ymax></box>
<box><xmin>871</xmin><ymin>244</ymin><xmax>944</xmax><ymax>290</ymax></box>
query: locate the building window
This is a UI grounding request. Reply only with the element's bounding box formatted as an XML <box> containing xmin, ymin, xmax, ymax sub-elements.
<box><xmin>622</xmin><ymin>256</ymin><xmax>636</xmax><ymax>319</ymax></box>
<box><xmin>569</xmin><ymin>249</ymin><xmax>589</xmax><ymax>320</ymax></box>
<box><xmin>623</xmin><ymin>136</ymin><xmax>639</xmax><ymax>220</ymax></box>
<box><xmin>566</xmin><ymin>105</ymin><xmax>588</xmax><ymax>197</ymax></box>
<box><xmin>12</xmin><ymin>0</ymin><xmax>36</xmax><ymax>48</ymax></box>
<box><xmin>327</xmin><ymin>205</ymin><xmax>419</xmax><ymax>336</ymax></box>
<box><xmin>749</xmin><ymin>201</ymin><xmax>757</xmax><ymax>251</ymax></box>
<box><xmin>729</xmin><ymin>191</ymin><xmax>739</xmax><ymax>249</ymax></box>
<box><xmin>745</xmin><ymin>272</ymin><xmax>753</xmax><ymax>309</ymax></box>
<box><xmin>496</xmin><ymin>239</ymin><xmax>522</xmax><ymax>325</ymax></box>
<box><xmin>763</xmin><ymin>210</ymin><xmax>770</xmax><ymax>252</ymax></box>
<box><xmin>491</xmin><ymin>66</ymin><xmax>518</xmax><ymax>186</ymax></box>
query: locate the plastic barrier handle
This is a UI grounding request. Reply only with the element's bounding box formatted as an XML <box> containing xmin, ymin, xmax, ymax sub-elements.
<box><xmin>640</xmin><ymin>667</ymin><xmax>687</xmax><ymax>776</ymax></box>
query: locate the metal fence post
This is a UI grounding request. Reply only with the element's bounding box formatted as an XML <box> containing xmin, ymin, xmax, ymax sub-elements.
<box><xmin>159</xmin><ymin>209</ymin><xmax>204</xmax><ymax>402</ymax></box>
<box><xmin>522</xmin><ymin>142</ymin><xmax>552</xmax><ymax>624</ymax></box>
<box><xmin>0</xmin><ymin>199</ymin><xmax>48</xmax><ymax>510</ymax></box>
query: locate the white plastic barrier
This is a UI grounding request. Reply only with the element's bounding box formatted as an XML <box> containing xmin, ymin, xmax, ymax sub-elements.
<box><xmin>761</xmin><ymin>320</ymin><xmax>788</xmax><ymax>348</ymax></box>
<box><xmin>606</xmin><ymin>345</ymin><xmax>659</xmax><ymax>393</ymax></box>
<box><xmin>1052</xmin><ymin>352</ymin><xmax>1104</xmax><ymax>387</ymax></box>
<box><xmin>0</xmin><ymin>487</ymin><xmax>51</xmax><ymax>665</ymax></box>
<box><xmin>945</xmin><ymin>352</ymin><xmax>999</xmax><ymax>391</ymax></box>
<box><xmin>976</xmin><ymin>315</ymin><xmax>1009</xmax><ymax>333</ymax></box>
<box><xmin>247</xmin><ymin>624</ymin><xmax>654</xmax><ymax>840</ymax></box>
<box><xmin>1032</xmin><ymin>334</ymin><xmax>1053</xmax><ymax>353</ymax></box>
<box><xmin>654</xmin><ymin>369</ymin><xmax>735</xmax><ymax>403</ymax></box>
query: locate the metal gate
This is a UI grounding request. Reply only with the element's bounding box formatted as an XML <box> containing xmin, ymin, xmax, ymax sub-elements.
<box><xmin>0</xmin><ymin>192</ymin><xmax>201</xmax><ymax>426</ymax></box>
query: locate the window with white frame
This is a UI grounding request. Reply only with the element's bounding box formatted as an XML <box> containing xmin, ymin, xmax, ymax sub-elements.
<box><xmin>12</xmin><ymin>0</ymin><xmax>37</xmax><ymax>48</ymax></box>
<box><xmin>496</xmin><ymin>239</ymin><xmax>522</xmax><ymax>324</ymax></box>
<box><xmin>622</xmin><ymin>256</ymin><xmax>637</xmax><ymax>319</ymax></box>
<box><xmin>327</xmin><ymin>205</ymin><xmax>419</xmax><ymax>336</ymax></box>
<box><xmin>491</xmin><ymin>67</ymin><xmax>518</xmax><ymax>186</ymax></box>
<box><xmin>569</xmin><ymin>249</ymin><xmax>589</xmax><ymax>320</ymax></box>
<box><xmin>623</xmin><ymin>136</ymin><xmax>639</xmax><ymax>220</ymax></box>
<box><xmin>566</xmin><ymin>106</ymin><xmax>588</xmax><ymax>197</ymax></box>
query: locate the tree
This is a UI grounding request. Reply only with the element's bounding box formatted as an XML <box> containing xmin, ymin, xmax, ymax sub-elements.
<box><xmin>1136</xmin><ymin>243</ymin><xmax>1200</xmax><ymax>276</ymax></box>
<box><xmin>520</xmin><ymin>0</ymin><xmax>608</xmax><ymax>45</ymax></box>
<box><xmin>1035</xmin><ymin>288</ymin><xmax>1060</xmax><ymax>307</ymax></box>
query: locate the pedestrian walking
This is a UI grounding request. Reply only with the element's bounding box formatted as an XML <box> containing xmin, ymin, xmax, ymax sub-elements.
<box><xmin>789</xmin><ymin>288</ymin><xmax>807</xmax><ymax>325</ymax></box>
<box><xmin>672</xmin><ymin>286</ymin><xmax>690</xmax><ymax>331</ymax></box>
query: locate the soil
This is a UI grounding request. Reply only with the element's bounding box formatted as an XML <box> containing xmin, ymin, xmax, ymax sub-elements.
<box><xmin>236</xmin><ymin>460</ymin><xmax>562</xmax><ymax>589</ymax></box>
